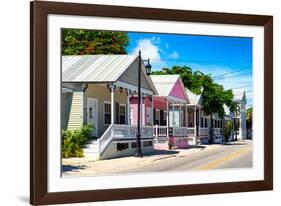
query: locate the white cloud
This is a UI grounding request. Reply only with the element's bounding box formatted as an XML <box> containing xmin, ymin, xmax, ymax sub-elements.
<box><xmin>168</xmin><ymin>51</ymin><xmax>179</xmax><ymax>59</ymax></box>
<box><xmin>131</xmin><ymin>38</ymin><xmax>166</xmax><ymax>70</ymax></box>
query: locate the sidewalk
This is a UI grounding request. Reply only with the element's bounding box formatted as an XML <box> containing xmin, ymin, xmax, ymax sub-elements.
<box><xmin>62</xmin><ymin>142</ymin><xmax>230</xmax><ymax>177</ymax></box>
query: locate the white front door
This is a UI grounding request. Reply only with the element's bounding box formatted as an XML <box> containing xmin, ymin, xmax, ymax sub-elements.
<box><xmin>87</xmin><ymin>97</ymin><xmax>98</xmax><ymax>137</ymax></box>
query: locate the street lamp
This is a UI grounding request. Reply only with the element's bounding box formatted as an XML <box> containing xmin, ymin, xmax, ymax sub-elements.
<box><xmin>135</xmin><ymin>50</ymin><xmax>152</xmax><ymax>157</ymax></box>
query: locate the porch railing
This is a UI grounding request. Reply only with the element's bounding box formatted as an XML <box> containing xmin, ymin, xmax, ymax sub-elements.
<box><xmin>187</xmin><ymin>127</ymin><xmax>195</xmax><ymax>136</ymax></box>
<box><xmin>199</xmin><ymin>128</ymin><xmax>209</xmax><ymax>136</ymax></box>
<box><xmin>153</xmin><ymin>125</ymin><xmax>168</xmax><ymax>137</ymax></box>
<box><xmin>111</xmin><ymin>124</ymin><xmax>153</xmax><ymax>139</ymax></box>
<box><xmin>213</xmin><ymin>128</ymin><xmax>222</xmax><ymax>135</ymax></box>
<box><xmin>173</xmin><ymin>127</ymin><xmax>188</xmax><ymax>136</ymax></box>
<box><xmin>99</xmin><ymin>124</ymin><xmax>154</xmax><ymax>156</ymax></box>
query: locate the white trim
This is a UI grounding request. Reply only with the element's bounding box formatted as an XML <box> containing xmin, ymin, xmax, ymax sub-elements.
<box><xmin>155</xmin><ymin>109</ymin><xmax>160</xmax><ymax>124</ymax></box>
<box><xmin>119</xmin><ymin>103</ymin><xmax>126</xmax><ymax>125</ymax></box>
<box><xmin>103</xmin><ymin>101</ymin><xmax>111</xmax><ymax>125</ymax></box>
<box><xmin>115</xmin><ymin>80</ymin><xmax>154</xmax><ymax>95</ymax></box>
<box><xmin>87</xmin><ymin>97</ymin><xmax>98</xmax><ymax>137</ymax></box>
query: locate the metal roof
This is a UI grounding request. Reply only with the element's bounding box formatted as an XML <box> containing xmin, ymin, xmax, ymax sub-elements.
<box><xmin>233</xmin><ymin>89</ymin><xmax>247</xmax><ymax>103</ymax></box>
<box><xmin>185</xmin><ymin>88</ymin><xmax>201</xmax><ymax>105</ymax></box>
<box><xmin>149</xmin><ymin>75</ymin><xmax>179</xmax><ymax>96</ymax></box>
<box><xmin>223</xmin><ymin>104</ymin><xmax>230</xmax><ymax>115</ymax></box>
<box><xmin>62</xmin><ymin>55</ymin><xmax>138</xmax><ymax>82</ymax></box>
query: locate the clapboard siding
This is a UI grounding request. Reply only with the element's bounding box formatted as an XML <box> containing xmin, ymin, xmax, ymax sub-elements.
<box><xmin>67</xmin><ymin>91</ymin><xmax>84</xmax><ymax>130</ymax></box>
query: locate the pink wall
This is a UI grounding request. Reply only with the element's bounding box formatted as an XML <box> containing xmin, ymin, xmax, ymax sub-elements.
<box><xmin>130</xmin><ymin>96</ymin><xmax>168</xmax><ymax>125</ymax></box>
<box><xmin>169</xmin><ymin>79</ymin><xmax>187</xmax><ymax>101</ymax></box>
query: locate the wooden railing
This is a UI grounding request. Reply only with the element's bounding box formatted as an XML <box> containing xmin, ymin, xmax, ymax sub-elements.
<box><xmin>99</xmin><ymin>124</ymin><xmax>154</xmax><ymax>156</ymax></box>
<box><xmin>199</xmin><ymin>128</ymin><xmax>209</xmax><ymax>136</ymax></box>
<box><xmin>213</xmin><ymin>128</ymin><xmax>222</xmax><ymax>135</ymax></box>
<box><xmin>112</xmin><ymin>124</ymin><xmax>153</xmax><ymax>139</ymax></box>
<box><xmin>187</xmin><ymin>127</ymin><xmax>195</xmax><ymax>136</ymax></box>
<box><xmin>173</xmin><ymin>127</ymin><xmax>188</xmax><ymax>136</ymax></box>
<box><xmin>153</xmin><ymin>125</ymin><xmax>168</xmax><ymax>137</ymax></box>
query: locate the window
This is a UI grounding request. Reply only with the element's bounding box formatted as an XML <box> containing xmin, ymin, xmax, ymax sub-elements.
<box><xmin>155</xmin><ymin>109</ymin><xmax>160</xmax><ymax>125</ymax></box>
<box><xmin>89</xmin><ymin>107</ymin><xmax>93</xmax><ymax>119</ymax></box>
<box><xmin>163</xmin><ymin>111</ymin><xmax>167</xmax><ymax>121</ymax></box>
<box><xmin>119</xmin><ymin>104</ymin><xmax>126</xmax><ymax>124</ymax></box>
<box><xmin>205</xmin><ymin>118</ymin><xmax>208</xmax><ymax>128</ymax></box>
<box><xmin>104</xmin><ymin>102</ymin><xmax>111</xmax><ymax>125</ymax></box>
<box><xmin>117</xmin><ymin>143</ymin><xmax>128</xmax><ymax>151</ymax></box>
<box><xmin>200</xmin><ymin>117</ymin><xmax>204</xmax><ymax>127</ymax></box>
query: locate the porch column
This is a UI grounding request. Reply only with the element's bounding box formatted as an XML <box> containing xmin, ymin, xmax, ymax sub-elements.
<box><xmin>179</xmin><ymin>102</ymin><xmax>182</xmax><ymax>127</ymax></box>
<box><xmin>198</xmin><ymin>107</ymin><xmax>201</xmax><ymax>136</ymax></box>
<box><xmin>166</xmin><ymin>99</ymin><xmax>169</xmax><ymax>138</ymax></box>
<box><xmin>111</xmin><ymin>83</ymin><xmax>115</xmax><ymax>125</ymax></box>
<box><xmin>186</xmin><ymin>104</ymin><xmax>188</xmax><ymax>127</ymax></box>
<box><xmin>172</xmin><ymin>101</ymin><xmax>175</xmax><ymax>127</ymax></box>
<box><xmin>194</xmin><ymin>106</ymin><xmax>196</xmax><ymax>135</ymax></box>
<box><xmin>126</xmin><ymin>89</ymin><xmax>131</xmax><ymax>125</ymax></box>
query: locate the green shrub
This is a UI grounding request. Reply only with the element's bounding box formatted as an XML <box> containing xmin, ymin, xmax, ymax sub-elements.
<box><xmin>224</xmin><ymin>120</ymin><xmax>232</xmax><ymax>142</ymax></box>
<box><xmin>62</xmin><ymin>124</ymin><xmax>93</xmax><ymax>158</ymax></box>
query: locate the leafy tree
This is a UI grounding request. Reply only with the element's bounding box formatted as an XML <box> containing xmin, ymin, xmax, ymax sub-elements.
<box><xmin>62</xmin><ymin>29</ymin><xmax>129</xmax><ymax>55</ymax></box>
<box><xmin>200</xmin><ymin>75</ymin><xmax>234</xmax><ymax>143</ymax></box>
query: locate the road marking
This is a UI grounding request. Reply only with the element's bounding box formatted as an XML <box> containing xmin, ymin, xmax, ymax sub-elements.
<box><xmin>196</xmin><ymin>146</ymin><xmax>251</xmax><ymax>170</ymax></box>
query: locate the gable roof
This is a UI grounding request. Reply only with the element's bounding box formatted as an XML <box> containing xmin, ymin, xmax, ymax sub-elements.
<box><xmin>233</xmin><ymin>89</ymin><xmax>247</xmax><ymax>103</ymax></box>
<box><xmin>185</xmin><ymin>88</ymin><xmax>201</xmax><ymax>105</ymax></box>
<box><xmin>150</xmin><ymin>75</ymin><xmax>189</xmax><ymax>102</ymax></box>
<box><xmin>62</xmin><ymin>55</ymin><xmax>138</xmax><ymax>82</ymax></box>
<box><xmin>62</xmin><ymin>54</ymin><xmax>158</xmax><ymax>94</ymax></box>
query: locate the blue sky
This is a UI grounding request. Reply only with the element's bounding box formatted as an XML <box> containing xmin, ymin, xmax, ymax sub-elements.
<box><xmin>127</xmin><ymin>32</ymin><xmax>253</xmax><ymax>107</ymax></box>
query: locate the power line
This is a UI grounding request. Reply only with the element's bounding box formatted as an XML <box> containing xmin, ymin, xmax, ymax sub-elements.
<box><xmin>214</xmin><ymin>72</ymin><xmax>252</xmax><ymax>80</ymax></box>
<box><xmin>212</xmin><ymin>66</ymin><xmax>251</xmax><ymax>78</ymax></box>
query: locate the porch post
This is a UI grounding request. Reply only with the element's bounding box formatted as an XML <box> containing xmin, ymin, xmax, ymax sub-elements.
<box><xmin>111</xmin><ymin>83</ymin><xmax>115</xmax><ymax>125</ymax></box>
<box><xmin>166</xmin><ymin>99</ymin><xmax>169</xmax><ymax>138</ymax></box>
<box><xmin>172</xmin><ymin>100</ymin><xmax>175</xmax><ymax>127</ymax></box>
<box><xmin>179</xmin><ymin>102</ymin><xmax>182</xmax><ymax>127</ymax></box>
<box><xmin>198</xmin><ymin>107</ymin><xmax>201</xmax><ymax>137</ymax></box>
<box><xmin>194</xmin><ymin>106</ymin><xmax>196</xmax><ymax>135</ymax></box>
<box><xmin>186</xmin><ymin>104</ymin><xmax>188</xmax><ymax>127</ymax></box>
<box><xmin>126</xmin><ymin>89</ymin><xmax>131</xmax><ymax>125</ymax></box>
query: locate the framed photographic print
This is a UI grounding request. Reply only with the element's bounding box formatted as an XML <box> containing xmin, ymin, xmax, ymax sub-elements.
<box><xmin>30</xmin><ymin>1</ymin><xmax>273</xmax><ymax>205</ymax></box>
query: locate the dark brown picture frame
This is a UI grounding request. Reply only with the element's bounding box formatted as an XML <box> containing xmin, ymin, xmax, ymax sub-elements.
<box><xmin>30</xmin><ymin>1</ymin><xmax>273</xmax><ymax>205</ymax></box>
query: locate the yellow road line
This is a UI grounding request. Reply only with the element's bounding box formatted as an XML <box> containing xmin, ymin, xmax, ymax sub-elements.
<box><xmin>197</xmin><ymin>146</ymin><xmax>251</xmax><ymax>170</ymax></box>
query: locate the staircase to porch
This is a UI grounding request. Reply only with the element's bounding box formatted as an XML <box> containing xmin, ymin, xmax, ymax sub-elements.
<box><xmin>83</xmin><ymin>139</ymin><xmax>100</xmax><ymax>159</ymax></box>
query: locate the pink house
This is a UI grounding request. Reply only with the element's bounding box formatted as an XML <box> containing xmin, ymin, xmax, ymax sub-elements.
<box><xmin>131</xmin><ymin>75</ymin><xmax>193</xmax><ymax>150</ymax></box>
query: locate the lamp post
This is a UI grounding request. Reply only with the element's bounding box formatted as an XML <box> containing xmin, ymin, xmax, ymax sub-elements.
<box><xmin>135</xmin><ymin>50</ymin><xmax>152</xmax><ymax>157</ymax></box>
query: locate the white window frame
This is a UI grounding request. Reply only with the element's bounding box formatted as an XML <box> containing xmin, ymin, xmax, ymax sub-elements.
<box><xmin>119</xmin><ymin>104</ymin><xmax>126</xmax><ymax>125</ymax></box>
<box><xmin>155</xmin><ymin>109</ymin><xmax>160</xmax><ymax>125</ymax></box>
<box><xmin>104</xmin><ymin>101</ymin><xmax>111</xmax><ymax>125</ymax></box>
